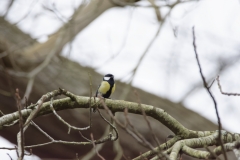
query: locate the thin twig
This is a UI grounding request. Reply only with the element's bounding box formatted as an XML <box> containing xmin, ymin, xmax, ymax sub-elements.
<box><xmin>7</xmin><ymin>153</ymin><xmax>13</xmax><ymax>160</ymax></box>
<box><xmin>113</xmin><ymin>138</ymin><xmax>123</xmax><ymax>160</ymax></box>
<box><xmin>81</xmin><ymin>126</ymin><xmax>110</xmax><ymax>160</ymax></box>
<box><xmin>15</xmin><ymin>89</ymin><xmax>24</xmax><ymax>160</ymax></box>
<box><xmin>111</xmin><ymin>0</ymin><xmax>197</xmax><ymax>8</ymax></box>
<box><xmin>217</xmin><ymin>75</ymin><xmax>240</xmax><ymax>96</ymax></box>
<box><xmin>3</xmin><ymin>120</ymin><xmax>19</xmax><ymax>128</ymax></box>
<box><xmin>98</xmin><ymin>99</ymin><xmax>144</xmax><ymax>144</ymax></box>
<box><xmin>3</xmin><ymin>0</ymin><xmax>14</xmax><ymax>17</ymax></box>
<box><xmin>134</xmin><ymin>90</ymin><xmax>161</xmax><ymax>147</ymax></box>
<box><xmin>24</xmin><ymin>148</ymin><xmax>32</xmax><ymax>156</ymax></box>
<box><xmin>1</xmin><ymin>90</ymin><xmax>119</xmax><ymax>151</ymax></box>
<box><xmin>192</xmin><ymin>26</ymin><xmax>227</xmax><ymax>160</ymax></box>
<box><xmin>148</xmin><ymin>0</ymin><xmax>162</xmax><ymax>21</ymax></box>
<box><xmin>31</xmin><ymin>121</ymin><xmax>54</xmax><ymax>141</ymax></box>
<box><xmin>0</xmin><ymin>110</ymin><xmax>4</xmax><ymax>117</ymax></box>
<box><xmin>133</xmin><ymin>136</ymin><xmax>180</xmax><ymax>160</ymax></box>
<box><xmin>180</xmin><ymin>52</ymin><xmax>240</xmax><ymax>102</ymax></box>
<box><xmin>13</xmin><ymin>0</ymin><xmax>38</xmax><ymax>25</ymax></box>
<box><xmin>88</xmin><ymin>72</ymin><xmax>93</xmax><ymax>130</ymax></box>
<box><xmin>42</xmin><ymin>3</ymin><xmax>69</xmax><ymax>23</ymax></box>
<box><xmin>23</xmin><ymin>90</ymin><xmax>62</xmax><ymax>127</ymax></box>
<box><xmin>119</xmin><ymin>0</ymin><xmax>179</xmax><ymax>100</ymax></box>
<box><xmin>95</xmin><ymin>7</ymin><xmax>135</xmax><ymax>69</ymax></box>
<box><xmin>124</xmin><ymin>108</ymin><xmax>154</xmax><ymax>149</ymax></box>
<box><xmin>76</xmin><ymin>153</ymin><xmax>79</xmax><ymax>160</ymax></box>
<box><xmin>0</xmin><ymin>132</ymin><xmax>117</xmax><ymax>151</ymax></box>
<box><xmin>100</xmin><ymin>99</ymin><xmax>169</xmax><ymax>159</ymax></box>
<box><xmin>21</xmin><ymin>77</ymin><xmax>35</xmax><ymax>105</ymax></box>
<box><xmin>96</xmin><ymin>107</ymin><xmax>118</xmax><ymax>141</ymax></box>
<box><xmin>50</xmin><ymin>97</ymin><xmax>90</xmax><ymax>133</ymax></box>
<box><xmin>208</xmin><ymin>78</ymin><xmax>216</xmax><ymax>89</ymax></box>
<box><xmin>79</xmin><ymin>131</ymin><xmax>92</xmax><ymax>142</ymax></box>
<box><xmin>90</xmin><ymin>133</ymin><xmax>105</xmax><ymax>160</ymax></box>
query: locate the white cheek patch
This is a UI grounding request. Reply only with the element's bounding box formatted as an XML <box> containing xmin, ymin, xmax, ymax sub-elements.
<box><xmin>104</xmin><ymin>77</ymin><xmax>110</xmax><ymax>81</ymax></box>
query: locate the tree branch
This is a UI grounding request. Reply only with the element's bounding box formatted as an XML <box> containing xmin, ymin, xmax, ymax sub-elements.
<box><xmin>192</xmin><ymin>26</ymin><xmax>227</xmax><ymax>160</ymax></box>
<box><xmin>0</xmin><ymin>89</ymin><xmax>239</xmax><ymax>160</ymax></box>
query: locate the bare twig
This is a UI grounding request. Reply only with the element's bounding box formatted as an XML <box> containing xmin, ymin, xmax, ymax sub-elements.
<box><xmin>88</xmin><ymin>72</ymin><xmax>93</xmax><ymax>129</ymax></box>
<box><xmin>111</xmin><ymin>0</ymin><xmax>198</xmax><ymax>8</ymax></box>
<box><xmin>13</xmin><ymin>0</ymin><xmax>38</xmax><ymax>25</ymax></box>
<box><xmin>31</xmin><ymin>121</ymin><xmax>54</xmax><ymax>141</ymax></box>
<box><xmin>1</xmin><ymin>121</ymin><xmax>116</xmax><ymax>151</ymax></box>
<box><xmin>97</xmin><ymin>99</ymin><xmax>147</xmax><ymax>146</ymax></box>
<box><xmin>7</xmin><ymin>25</ymin><xmax>67</xmax><ymax>106</ymax></box>
<box><xmin>21</xmin><ymin>77</ymin><xmax>34</xmax><ymax>105</ymax></box>
<box><xmin>148</xmin><ymin>0</ymin><xmax>162</xmax><ymax>21</ymax></box>
<box><xmin>79</xmin><ymin>131</ymin><xmax>92</xmax><ymax>142</ymax></box>
<box><xmin>15</xmin><ymin>89</ymin><xmax>24</xmax><ymax>160</ymax></box>
<box><xmin>124</xmin><ymin>108</ymin><xmax>154</xmax><ymax>149</ymax></box>
<box><xmin>50</xmin><ymin>97</ymin><xmax>90</xmax><ymax>133</ymax></box>
<box><xmin>23</xmin><ymin>89</ymin><xmax>62</xmax><ymax>128</ymax></box>
<box><xmin>2</xmin><ymin>120</ymin><xmax>19</xmax><ymax>128</ymax></box>
<box><xmin>100</xmin><ymin>99</ymin><xmax>169</xmax><ymax>159</ymax></box>
<box><xmin>134</xmin><ymin>90</ymin><xmax>160</xmax><ymax>147</ymax></box>
<box><xmin>208</xmin><ymin>78</ymin><xmax>216</xmax><ymax>89</ymax></box>
<box><xmin>1</xmin><ymin>90</ymin><xmax>120</xmax><ymax>151</ymax></box>
<box><xmin>120</xmin><ymin>0</ymin><xmax>180</xmax><ymax>100</ymax></box>
<box><xmin>192</xmin><ymin>26</ymin><xmax>227</xmax><ymax>160</ymax></box>
<box><xmin>76</xmin><ymin>153</ymin><xmax>79</xmax><ymax>160</ymax></box>
<box><xmin>217</xmin><ymin>75</ymin><xmax>240</xmax><ymax>96</ymax></box>
<box><xmin>96</xmin><ymin>107</ymin><xmax>118</xmax><ymax>141</ymax></box>
<box><xmin>113</xmin><ymin>138</ymin><xmax>123</xmax><ymax>160</ymax></box>
<box><xmin>81</xmin><ymin>126</ymin><xmax>110</xmax><ymax>160</ymax></box>
<box><xmin>133</xmin><ymin>136</ymin><xmax>181</xmax><ymax>160</ymax></box>
<box><xmin>0</xmin><ymin>110</ymin><xmax>4</xmax><ymax>117</ymax></box>
<box><xmin>180</xmin><ymin>53</ymin><xmax>240</xmax><ymax>102</ymax></box>
<box><xmin>7</xmin><ymin>153</ymin><xmax>13</xmax><ymax>160</ymax></box>
<box><xmin>90</xmin><ymin>133</ymin><xmax>106</xmax><ymax>160</ymax></box>
<box><xmin>42</xmin><ymin>3</ymin><xmax>69</xmax><ymax>23</ymax></box>
<box><xmin>3</xmin><ymin>0</ymin><xmax>14</xmax><ymax>17</ymax></box>
<box><xmin>95</xmin><ymin>7</ymin><xmax>134</xmax><ymax>69</ymax></box>
<box><xmin>24</xmin><ymin>148</ymin><xmax>32</xmax><ymax>156</ymax></box>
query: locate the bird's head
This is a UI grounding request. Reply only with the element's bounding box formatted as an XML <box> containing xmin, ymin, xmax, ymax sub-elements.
<box><xmin>103</xmin><ymin>74</ymin><xmax>114</xmax><ymax>81</ymax></box>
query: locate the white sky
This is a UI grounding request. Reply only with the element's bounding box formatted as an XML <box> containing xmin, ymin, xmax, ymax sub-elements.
<box><xmin>0</xmin><ymin>0</ymin><xmax>240</xmax><ymax>159</ymax></box>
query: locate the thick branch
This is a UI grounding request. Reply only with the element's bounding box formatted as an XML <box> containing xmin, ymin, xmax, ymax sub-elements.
<box><xmin>1</xmin><ymin>92</ymin><xmax>197</xmax><ymax>138</ymax></box>
<box><xmin>15</xmin><ymin>0</ymin><xmax>116</xmax><ymax>67</ymax></box>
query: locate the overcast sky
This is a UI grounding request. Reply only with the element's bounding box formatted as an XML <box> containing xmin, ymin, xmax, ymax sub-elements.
<box><xmin>1</xmin><ymin>0</ymin><xmax>240</xmax><ymax>159</ymax></box>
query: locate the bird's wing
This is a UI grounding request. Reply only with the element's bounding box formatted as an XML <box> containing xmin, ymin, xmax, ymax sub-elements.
<box><xmin>112</xmin><ymin>83</ymin><xmax>116</xmax><ymax>94</ymax></box>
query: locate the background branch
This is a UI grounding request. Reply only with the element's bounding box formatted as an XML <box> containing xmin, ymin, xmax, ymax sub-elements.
<box><xmin>192</xmin><ymin>26</ymin><xmax>227</xmax><ymax>160</ymax></box>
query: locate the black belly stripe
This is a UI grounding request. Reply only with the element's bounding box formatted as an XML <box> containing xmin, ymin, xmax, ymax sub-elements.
<box><xmin>103</xmin><ymin>81</ymin><xmax>114</xmax><ymax>98</ymax></box>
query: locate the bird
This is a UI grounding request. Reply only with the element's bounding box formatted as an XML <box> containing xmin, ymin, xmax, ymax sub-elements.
<box><xmin>95</xmin><ymin>74</ymin><xmax>115</xmax><ymax>99</ymax></box>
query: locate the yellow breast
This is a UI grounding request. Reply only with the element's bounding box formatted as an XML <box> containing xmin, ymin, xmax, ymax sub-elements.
<box><xmin>98</xmin><ymin>81</ymin><xmax>111</xmax><ymax>94</ymax></box>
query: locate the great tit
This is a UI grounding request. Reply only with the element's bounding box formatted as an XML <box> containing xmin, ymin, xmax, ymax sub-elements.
<box><xmin>96</xmin><ymin>74</ymin><xmax>115</xmax><ymax>98</ymax></box>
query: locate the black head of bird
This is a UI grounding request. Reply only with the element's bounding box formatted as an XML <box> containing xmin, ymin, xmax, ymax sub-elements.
<box><xmin>96</xmin><ymin>74</ymin><xmax>116</xmax><ymax>98</ymax></box>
